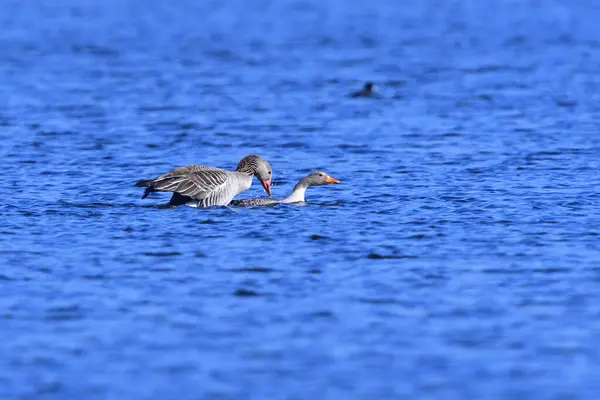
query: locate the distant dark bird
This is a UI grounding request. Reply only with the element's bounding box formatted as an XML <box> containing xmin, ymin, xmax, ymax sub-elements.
<box><xmin>135</xmin><ymin>155</ymin><xmax>273</xmax><ymax>207</ymax></box>
<box><xmin>349</xmin><ymin>81</ymin><xmax>379</xmax><ymax>98</ymax></box>
<box><xmin>230</xmin><ymin>171</ymin><xmax>340</xmax><ymax>206</ymax></box>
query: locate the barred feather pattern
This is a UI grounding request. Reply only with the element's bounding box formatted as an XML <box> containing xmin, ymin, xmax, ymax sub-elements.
<box><xmin>137</xmin><ymin>155</ymin><xmax>272</xmax><ymax>207</ymax></box>
<box><xmin>235</xmin><ymin>155</ymin><xmax>263</xmax><ymax>175</ymax></box>
<box><xmin>142</xmin><ymin>165</ymin><xmax>252</xmax><ymax>207</ymax></box>
<box><xmin>229</xmin><ymin>197</ymin><xmax>280</xmax><ymax>207</ymax></box>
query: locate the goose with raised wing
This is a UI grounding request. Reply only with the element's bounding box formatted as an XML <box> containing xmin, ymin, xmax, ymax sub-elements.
<box><xmin>135</xmin><ymin>155</ymin><xmax>273</xmax><ymax>207</ymax></box>
<box><xmin>230</xmin><ymin>171</ymin><xmax>339</xmax><ymax>206</ymax></box>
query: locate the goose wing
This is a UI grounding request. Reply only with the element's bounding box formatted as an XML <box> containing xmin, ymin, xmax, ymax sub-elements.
<box><xmin>148</xmin><ymin>166</ymin><xmax>232</xmax><ymax>200</ymax></box>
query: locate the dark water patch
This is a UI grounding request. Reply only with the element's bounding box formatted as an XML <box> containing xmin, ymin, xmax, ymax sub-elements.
<box><xmin>37</xmin><ymin>130</ymin><xmax>74</xmax><ymax>137</ymax></box>
<box><xmin>384</xmin><ymin>79</ymin><xmax>406</xmax><ymax>87</ymax></box>
<box><xmin>524</xmin><ymin>151</ymin><xmax>564</xmax><ymax>162</ymax></box>
<box><xmin>45</xmin><ymin>305</ymin><xmax>85</xmax><ymax>321</ymax></box>
<box><xmin>531</xmin><ymin>267</ymin><xmax>572</xmax><ymax>274</ymax></box>
<box><xmin>178</xmin><ymin>122</ymin><xmax>201</xmax><ymax>130</ymax></box>
<box><xmin>462</xmin><ymin>64</ymin><xmax>532</xmax><ymax>74</ymax></box>
<box><xmin>305</xmin><ymin>310</ymin><xmax>336</xmax><ymax>319</ymax></box>
<box><xmin>477</xmin><ymin>93</ymin><xmax>493</xmax><ymax>101</ymax></box>
<box><xmin>281</xmin><ymin>142</ymin><xmax>308</xmax><ymax>148</ymax></box>
<box><xmin>0</xmin><ymin>117</ymin><xmax>14</xmax><ymax>127</ymax></box>
<box><xmin>367</xmin><ymin>253</ymin><xmax>417</xmax><ymax>260</ymax></box>
<box><xmin>72</xmin><ymin>44</ymin><xmax>119</xmax><ymax>57</ymax></box>
<box><xmin>151</xmin><ymin>267</ymin><xmax>175</xmax><ymax>273</ymax></box>
<box><xmin>43</xmin><ymin>209</ymin><xmax>72</xmax><ymax>216</ymax></box>
<box><xmin>555</xmin><ymin>99</ymin><xmax>577</xmax><ymax>108</ymax></box>
<box><xmin>245</xmin><ymin>231</ymin><xmax>268</xmax><ymax>239</ymax></box>
<box><xmin>438</xmin><ymin>196</ymin><xmax>475</xmax><ymax>203</ymax></box>
<box><xmin>146</xmin><ymin>120</ymin><xmax>201</xmax><ymax>132</ymax></box>
<box><xmin>228</xmin><ymin>267</ymin><xmax>275</xmax><ymax>273</ymax></box>
<box><xmin>233</xmin><ymin>289</ymin><xmax>262</xmax><ymax>297</ymax></box>
<box><xmin>204</xmin><ymin>49</ymin><xmax>240</xmax><ymax>62</ymax></box>
<box><xmin>491</xmin><ymin>219</ymin><xmax>515</xmax><ymax>225</ymax></box>
<box><xmin>481</xmin><ymin>267</ymin><xmax>527</xmax><ymax>275</ymax></box>
<box><xmin>310</xmin><ymin>234</ymin><xmax>330</xmax><ymax>240</ymax></box>
<box><xmin>357</xmin><ymin>297</ymin><xmax>399</xmax><ymax>305</ymax></box>
<box><xmin>80</xmin><ymin>274</ymin><xmax>107</xmax><ymax>280</ymax></box>
<box><xmin>422</xmin><ymin>273</ymin><xmax>446</xmax><ymax>281</ymax></box>
<box><xmin>137</xmin><ymin>105</ymin><xmax>185</xmax><ymax>113</ymax></box>
<box><xmin>298</xmin><ymin>126</ymin><xmax>319</xmax><ymax>132</ymax></box>
<box><xmin>270</xmin><ymin>180</ymin><xmax>289</xmax><ymax>187</ymax></box>
<box><xmin>312</xmin><ymin>201</ymin><xmax>343</xmax><ymax>207</ymax></box>
<box><xmin>556</xmin><ymin>147</ymin><xmax>595</xmax><ymax>155</ymax></box>
<box><xmin>235</xmin><ymin>124</ymin><xmax>283</xmax><ymax>132</ymax></box>
<box><xmin>439</xmin><ymin>131</ymin><xmax>464</xmax><ymax>137</ymax></box>
<box><xmin>467</xmin><ymin>168</ymin><xmax>487</xmax><ymax>174</ymax></box>
<box><xmin>514</xmin><ymin>127</ymin><xmax>536</xmax><ymax>133</ymax></box>
<box><xmin>312</xmin><ymin>103</ymin><xmax>332</xmax><ymax>111</ymax></box>
<box><xmin>143</xmin><ymin>252</ymin><xmax>182</xmax><ymax>257</ymax></box>
<box><xmin>80</xmin><ymin>142</ymin><xmax>105</xmax><ymax>151</ymax></box>
<box><xmin>337</xmin><ymin>144</ymin><xmax>368</xmax><ymax>150</ymax></box>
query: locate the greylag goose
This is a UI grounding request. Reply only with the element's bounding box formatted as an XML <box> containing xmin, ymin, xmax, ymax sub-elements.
<box><xmin>349</xmin><ymin>82</ymin><xmax>379</xmax><ymax>98</ymax></box>
<box><xmin>135</xmin><ymin>155</ymin><xmax>273</xmax><ymax>207</ymax></box>
<box><xmin>230</xmin><ymin>171</ymin><xmax>339</xmax><ymax>206</ymax></box>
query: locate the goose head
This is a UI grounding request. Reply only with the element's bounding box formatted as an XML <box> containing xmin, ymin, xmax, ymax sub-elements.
<box><xmin>237</xmin><ymin>155</ymin><xmax>273</xmax><ymax>195</ymax></box>
<box><xmin>302</xmin><ymin>171</ymin><xmax>340</xmax><ymax>186</ymax></box>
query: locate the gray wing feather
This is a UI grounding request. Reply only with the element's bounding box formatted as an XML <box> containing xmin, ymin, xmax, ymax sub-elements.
<box><xmin>150</xmin><ymin>166</ymin><xmax>231</xmax><ymax>201</ymax></box>
<box><xmin>230</xmin><ymin>197</ymin><xmax>280</xmax><ymax>207</ymax></box>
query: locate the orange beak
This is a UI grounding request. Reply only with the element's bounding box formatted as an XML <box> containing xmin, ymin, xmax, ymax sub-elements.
<box><xmin>261</xmin><ymin>178</ymin><xmax>272</xmax><ymax>195</ymax></box>
<box><xmin>326</xmin><ymin>176</ymin><xmax>340</xmax><ymax>184</ymax></box>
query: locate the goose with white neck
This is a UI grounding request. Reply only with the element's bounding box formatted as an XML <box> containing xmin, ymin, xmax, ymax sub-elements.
<box><xmin>230</xmin><ymin>171</ymin><xmax>340</xmax><ymax>206</ymax></box>
<box><xmin>135</xmin><ymin>155</ymin><xmax>273</xmax><ymax>207</ymax></box>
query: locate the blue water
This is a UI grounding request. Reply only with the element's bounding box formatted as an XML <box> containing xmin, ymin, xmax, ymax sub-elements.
<box><xmin>2</xmin><ymin>0</ymin><xmax>600</xmax><ymax>398</ymax></box>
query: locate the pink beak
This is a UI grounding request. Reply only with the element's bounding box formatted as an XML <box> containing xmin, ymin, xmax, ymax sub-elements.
<box><xmin>261</xmin><ymin>179</ymin><xmax>272</xmax><ymax>196</ymax></box>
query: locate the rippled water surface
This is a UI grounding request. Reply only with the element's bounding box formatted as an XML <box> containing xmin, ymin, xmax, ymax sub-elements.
<box><xmin>2</xmin><ymin>0</ymin><xmax>600</xmax><ymax>398</ymax></box>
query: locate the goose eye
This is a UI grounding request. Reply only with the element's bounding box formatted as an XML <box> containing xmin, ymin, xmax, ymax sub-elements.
<box><xmin>268</xmin><ymin>171</ymin><xmax>272</xmax><ymax>175</ymax></box>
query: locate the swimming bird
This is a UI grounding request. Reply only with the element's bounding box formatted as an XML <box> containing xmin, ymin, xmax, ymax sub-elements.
<box><xmin>349</xmin><ymin>81</ymin><xmax>379</xmax><ymax>98</ymax></box>
<box><xmin>135</xmin><ymin>155</ymin><xmax>273</xmax><ymax>207</ymax></box>
<box><xmin>230</xmin><ymin>171</ymin><xmax>340</xmax><ymax>206</ymax></box>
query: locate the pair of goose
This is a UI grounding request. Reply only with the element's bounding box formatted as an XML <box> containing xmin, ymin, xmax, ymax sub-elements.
<box><xmin>135</xmin><ymin>155</ymin><xmax>340</xmax><ymax>207</ymax></box>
